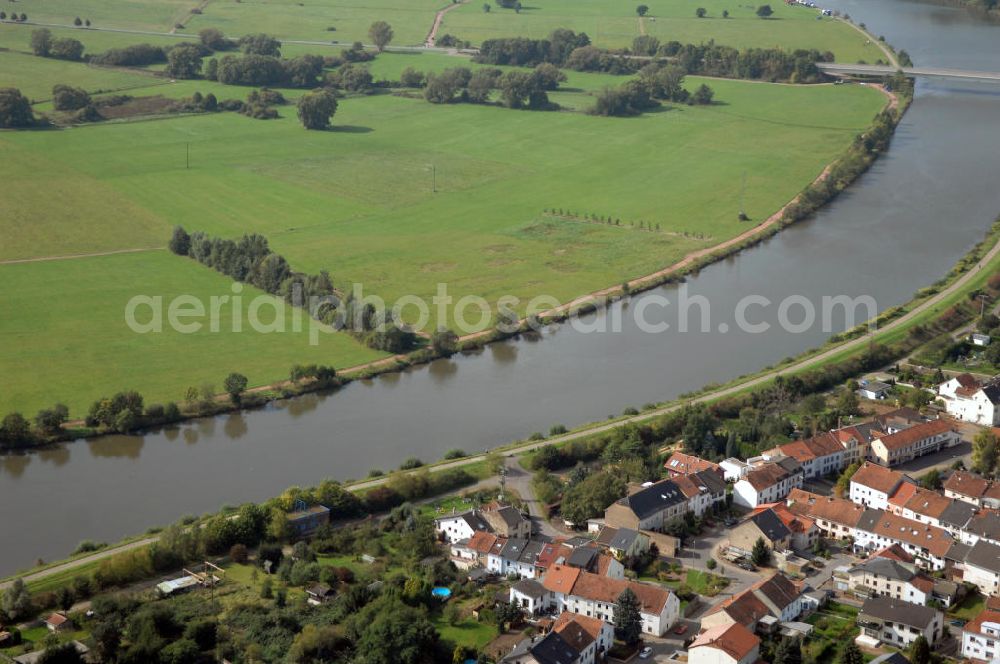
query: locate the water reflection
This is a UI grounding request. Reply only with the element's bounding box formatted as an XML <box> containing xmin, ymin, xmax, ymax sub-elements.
<box><xmin>196</xmin><ymin>417</ymin><xmax>216</xmax><ymax>437</ymax></box>
<box><xmin>378</xmin><ymin>372</ymin><xmax>401</xmax><ymax>386</ymax></box>
<box><xmin>183</xmin><ymin>428</ymin><xmax>199</xmax><ymax>445</ymax></box>
<box><xmin>38</xmin><ymin>445</ymin><xmax>70</xmax><ymax>468</ymax></box>
<box><xmin>490</xmin><ymin>342</ymin><xmax>519</xmax><ymax>364</ymax></box>
<box><xmin>285</xmin><ymin>393</ymin><xmax>322</xmax><ymax>418</ymax></box>
<box><xmin>88</xmin><ymin>434</ymin><xmax>145</xmax><ymax>459</ymax></box>
<box><xmin>164</xmin><ymin>427</ymin><xmax>180</xmax><ymax>442</ymax></box>
<box><xmin>0</xmin><ymin>454</ymin><xmax>30</xmax><ymax>479</ymax></box>
<box><xmin>224</xmin><ymin>414</ymin><xmax>248</xmax><ymax>440</ymax></box>
<box><xmin>428</xmin><ymin>359</ymin><xmax>459</xmax><ymax>381</ymax></box>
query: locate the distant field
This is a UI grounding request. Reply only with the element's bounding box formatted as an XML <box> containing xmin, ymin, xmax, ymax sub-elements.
<box><xmin>1</xmin><ymin>0</ymin><xmax>885</xmax><ymax>61</ymax></box>
<box><xmin>0</xmin><ymin>251</ymin><xmax>386</xmax><ymax>415</ymax></box>
<box><xmin>439</xmin><ymin>0</ymin><xmax>884</xmax><ymax>60</ymax></box>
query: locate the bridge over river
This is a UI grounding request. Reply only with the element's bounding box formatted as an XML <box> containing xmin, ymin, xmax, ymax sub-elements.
<box><xmin>819</xmin><ymin>62</ymin><xmax>1000</xmax><ymax>82</ymax></box>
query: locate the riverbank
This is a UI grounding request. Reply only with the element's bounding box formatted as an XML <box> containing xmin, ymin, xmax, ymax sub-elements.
<box><xmin>6</xmin><ymin>206</ymin><xmax>996</xmax><ymax>590</ymax></box>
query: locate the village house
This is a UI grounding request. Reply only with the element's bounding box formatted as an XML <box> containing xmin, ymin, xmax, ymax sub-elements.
<box><xmin>688</xmin><ymin>622</ymin><xmax>761</xmax><ymax>664</ymax></box>
<box><xmin>857</xmin><ymin>596</ymin><xmax>943</xmax><ymax>648</ymax></box>
<box><xmin>664</xmin><ymin>451</ymin><xmax>724</xmax><ymax>479</ymax></box>
<box><xmin>764</xmin><ymin>432</ymin><xmax>846</xmax><ymax>479</ymax></box>
<box><xmin>944</xmin><ymin>470</ymin><xmax>992</xmax><ymax>506</ymax></box>
<box><xmin>732</xmin><ymin>503</ymin><xmax>818</xmax><ymax>554</ymax></box>
<box><xmin>501</xmin><ymin>612</ymin><xmax>613</xmax><ymax>664</ymax></box>
<box><xmin>853</xmin><ymin>509</ymin><xmax>954</xmax><ymax>571</ymax></box>
<box><xmin>733</xmin><ymin>457</ymin><xmax>804</xmax><ymax>509</ymax></box>
<box><xmin>305</xmin><ymin>583</ymin><xmax>336</xmax><ymax>606</ymax></box>
<box><xmin>849</xmin><ymin>462</ymin><xmax>911</xmax><ymax>510</ymax></box>
<box><xmin>674</xmin><ymin>469</ymin><xmax>729</xmax><ymax>516</ymax></box>
<box><xmin>44</xmin><ymin>612</ymin><xmax>72</xmax><ymax>633</ymax></box>
<box><xmin>869</xmin><ymin>419</ymin><xmax>959</xmax><ymax>467</ymax></box>
<box><xmin>482</xmin><ymin>503</ymin><xmax>533</xmax><ymax>539</ymax></box>
<box><xmin>285</xmin><ymin>503</ymin><xmax>331</xmax><ymax>538</ymax></box>
<box><xmin>841</xmin><ymin>556</ymin><xmax>935</xmax><ymax>605</ymax></box>
<box><xmin>959</xmin><ymin>511</ymin><xmax>1000</xmax><ymax>547</ymax></box>
<box><xmin>594</xmin><ymin>526</ymin><xmax>650</xmax><ymax>560</ymax></box>
<box><xmin>450</xmin><ymin>530</ymin><xmax>498</xmax><ymax>569</ymax></box>
<box><xmin>899</xmin><ymin>487</ymin><xmax>956</xmax><ymax>528</ymax></box>
<box><xmin>604</xmin><ymin>479</ymin><xmax>688</xmax><ymax>531</ymax></box>
<box><xmin>434</xmin><ymin>510</ymin><xmax>492</xmax><ymax>544</ymax></box>
<box><xmin>538</xmin><ymin>564</ymin><xmax>679</xmax><ymax>636</ymax></box>
<box><xmin>958</xmin><ymin>539</ymin><xmax>1000</xmax><ymax>596</ymax></box>
<box><xmin>786</xmin><ymin>488</ymin><xmax>866</xmax><ymax>541</ymax></box>
<box><xmin>962</xmin><ymin>606</ymin><xmax>1000</xmax><ymax>664</ymax></box>
<box><xmin>720</xmin><ymin>458</ymin><xmax>750</xmax><ymax>482</ymax></box>
<box><xmin>701</xmin><ymin>573</ymin><xmax>804</xmax><ymax>632</ymax></box>
<box><xmin>939</xmin><ymin>374</ymin><xmax>1000</xmax><ymax>426</ymax></box>
<box><xmin>553</xmin><ymin>612</ymin><xmax>614</xmax><ymax>662</ymax></box>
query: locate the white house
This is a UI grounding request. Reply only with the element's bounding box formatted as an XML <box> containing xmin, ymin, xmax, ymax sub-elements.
<box><xmin>734</xmin><ymin>457</ymin><xmax>803</xmax><ymax>508</ymax></box>
<box><xmin>843</xmin><ymin>557</ymin><xmax>934</xmax><ymax>605</ymax></box>
<box><xmin>510</xmin><ymin>578</ymin><xmax>550</xmax><ymax>614</ymax></box>
<box><xmin>434</xmin><ymin>510</ymin><xmax>492</xmax><ymax>544</ymax></box>
<box><xmin>939</xmin><ymin>375</ymin><xmax>1000</xmax><ymax>426</ymax></box>
<box><xmin>763</xmin><ymin>432</ymin><xmax>846</xmax><ymax>480</ymax></box>
<box><xmin>939</xmin><ymin>373</ymin><xmax>981</xmax><ymax>399</ymax></box>
<box><xmin>869</xmin><ymin>419</ymin><xmax>959</xmax><ymax>467</ymax></box>
<box><xmin>849</xmin><ymin>462</ymin><xmax>909</xmax><ymax>510</ymax></box>
<box><xmin>689</xmin><ymin>622</ymin><xmax>761</xmax><ymax>664</ymax></box>
<box><xmin>962</xmin><ymin>607</ymin><xmax>1000</xmax><ymax>664</ymax></box>
<box><xmin>720</xmin><ymin>458</ymin><xmax>749</xmax><ymax>482</ymax></box>
<box><xmin>857</xmin><ymin>596</ymin><xmax>943</xmax><ymax>648</ymax></box>
<box><xmin>960</xmin><ymin>540</ymin><xmax>1000</xmax><ymax>596</ymax></box>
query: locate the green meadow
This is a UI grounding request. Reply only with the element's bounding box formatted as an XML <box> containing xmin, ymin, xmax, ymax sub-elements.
<box><xmin>0</xmin><ymin>251</ymin><xmax>387</xmax><ymax>415</ymax></box>
<box><xmin>0</xmin><ymin>6</ymin><xmax>887</xmax><ymax>415</ymax></box>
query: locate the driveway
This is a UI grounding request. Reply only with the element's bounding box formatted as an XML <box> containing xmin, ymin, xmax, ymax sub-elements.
<box><xmin>503</xmin><ymin>456</ymin><xmax>562</xmax><ymax>539</ymax></box>
<box><xmin>895</xmin><ymin>439</ymin><xmax>972</xmax><ymax>476</ymax></box>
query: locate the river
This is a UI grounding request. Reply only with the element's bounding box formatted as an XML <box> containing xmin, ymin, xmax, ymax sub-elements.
<box><xmin>2</xmin><ymin>0</ymin><xmax>999</xmax><ymax>576</ymax></box>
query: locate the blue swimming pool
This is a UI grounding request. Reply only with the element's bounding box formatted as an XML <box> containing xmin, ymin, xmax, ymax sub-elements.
<box><xmin>431</xmin><ymin>586</ymin><xmax>452</xmax><ymax>599</ymax></box>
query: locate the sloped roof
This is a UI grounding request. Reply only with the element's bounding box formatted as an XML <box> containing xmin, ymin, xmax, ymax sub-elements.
<box><xmin>786</xmin><ymin>489</ymin><xmax>866</xmax><ymax>527</ymax></box>
<box><xmin>863</xmin><ymin>510</ymin><xmax>953</xmax><ymax>557</ymax></box>
<box><xmin>553</xmin><ymin>612</ymin><xmax>606</xmax><ymax>643</ymax></box>
<box><xmin>608</xmin><ymin>527</ymin><xmax>642</xmax><ymax>551</ymax></box>
<box><xmin>964</xmin><ymin>539</ymin><xmax>1000</xmax><ymax>575</ymax></box>
<box><xmin>851</xmin><ymin>557</ymin><xmax>916</xmax><ymax>583</ymax></box>
<box><xmin>753</xmin><ymin>573</ymin><xmax>800</xmax><ymax>611</ymax></box>
<box><xmin>664</xmin><ymin>451</ymin><xmax>721</xmax><ymax>476</ymax></box>
<box><xmin>694</xmin><ymin>468</ymin><xmax>729</xmax><ymax>495</ymax></box>
<box><xmin>747</xmin><ymin>508</ymin><xmax>792</xmax><ymax>543</ymax></box>
<box><xmin>528</xmin><ymin>631</ymin><xmax>581</xmax><ymax>664</ymax></box>
<box><xmin>938</xmin><ymin>499</ymin><xmax>977</xmax><ymax>530</ymax></box>
<box><xmin>513</xmin><ymin>578</ymin><xmax>548</xmax><ymax>599</ymax></box>
<box><xmin>944</xmin><ymin>470</ymin><xmax>990</xmax><ymax>498</ymax></box>
<box><xmin>616</xmin><ymin>479</ymin><xmax>687</xmax><ymax>519</ymax></box>
<box><xmin>873</xmin><ymin>543</ymin><xmax>914</xmax><ymax>563</ymax></box>
<box><xmin>887</xmin><ymin>482</ymin><xmax>919</xmax><ymax>509</ymax></box>
<box><xmin>690</xmin><ymin>622</ymin><xmax>760</xmax><ymax>661</ymax></box>
<box><xmin>773</xmin><ymin>432</ymin><xmax>844</xmax><ymax>464</ymax></box>
<box><xmin>743</xmin><ymin>460</ymin><xmax>797</xmax><ymax>492</ymax></box>
<box><xmin>877</xmin><ymin>419</ymin><xmax>952</xmax><ymax>451</ymax></box>
<box><xmin>965</xmin><ymin>511</ymin><xmax>1000</xmax><ymax>541</ymax></box>
<box><xmin>570</xmin><ymin>572</ymin><xmax>670</xmax><ymax>614</ymax></box>
<box><xmin>964</xmin><ymin>608</ymin><xmax>1000</xmax><ymax>637</ymax></box>
<box><xmin>850</xmin><ymin>462</ymin><xmax>906</xmax><ymax>494</ymax></box>
<box><xmin>754</xmin><ymin>502</ymin><xmax>815</xmax><ymax>534</ymax></box>
<box><xmin>467</xmin><ymin>531</ymin><xmax>498</xmax><ymax>554</ymax></box>
<box><xmin>903</xmin><ymin>488</ymin><xmax>954</xmax><ymax>519</ymax></box>
<box><xmin>860</xmin><ymin>596</ymin><xmax>939</xmax><ymax>629</ymax></box>
<box><xmin>705</xmin><ymin>587</ymin><xmax>772</xmax><ymax>627</ymax></box>
<box><xmin>541</xmin><ymin>564</ymin><xmax>581</xmax><ymax>595</ymax></box>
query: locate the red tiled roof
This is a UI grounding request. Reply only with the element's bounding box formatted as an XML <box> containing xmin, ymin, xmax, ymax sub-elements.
<box><xmin>955</xmin><ymin>373</ymin><xmax>981</xmax><ymax>389</ymax></box>
<box><xmin>664</xmin><ymin>452</ymin><xmax>721</xmax><ymax>476</ymax></box>
<box><xmin>873</xmin><ymin>544</ymin><xmax>915</xmax><ymax>563</ymax></box>
<box><xmin>877</xmin><ymin>419</ymin><xmax>952</xmax><ymax>452</ymax></box>
<box><xmin>744</xmin><ymin>462</ymin><xmax>794</xmax><ymax>491</ymax></box>
<box><xmin>691</xmin><ymin>623</ymin><xmax>760</xmax><ymax>662</ymax></box>
<box><xmin>752</xmin><ymin>503</ymin><xmax>814</xmax><ymax>534</ymax></box>
<box><xmin>903</xmin><ymin>488</ymin><xmax>954</xmax><ymax>519</ymax></box>
<box><xmin>542</xmin><ymin>564</ymin><xmax>581</xmax><ymax>595</ymax></box>
<box><xmin>850</xmin><ymin>462</ymin><xmax>906</xmax><ymax>494</ymax></box>
<box><xmin>888</xmin><ymin>482</ymin><xmax>919</xmax><ymax>509</ymax></box>
<box><xmin>786</xmin><ymin>489</ymin><xmax>865</xmax><ymax>528</ymax></box>
<box><xmin>867</xmin><ymin>511</ymin><xmax>953</xmax><ymax>557</ymax></box>
<box><xmin>554</xmin><ymin>612</ymin><xmax>606</xmax><ymax>644</ymax></box>
<box><xmin>536</xmin><ymin>540</ymin><xmax>569</xmax><ymax>570</ymax></box>
<box><xmin>553</xmin><ymin>612</ymin><xmax>597</xmax><ymax>652</ymax></box>
<box><xmin>705</xmin><ymin>587</ymin><xmax>771</xmax><ymax>627</ymax></box>
<box><xmin>45</xmin><ymin>613</ymin><xmax>69</xmax><ymax>627</ymax></box>
<box><xmin>467</xmin><ymin>531</ymin><xmax>498</xmax><ymax>554</ymax></box>
<box><xmin>570</xmin><ymin>572</ymin><xmax>670</xmax><ymax>614</ymax></box>
<box><xmin>964</xmin><ymin>608</ymin><xmax>1000</xmax><ymax>636</ymax></box>
<box><xmin>911</xmin><ymin>575</ymin><xmax>935</xmax><ymax>594</ymax></box>
<box><xmin>944</xmin><ymin>471</ymin><xmax>990</xmax><ymax>499</ymax></box>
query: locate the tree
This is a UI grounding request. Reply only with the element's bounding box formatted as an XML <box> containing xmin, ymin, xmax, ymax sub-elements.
<box><xmin>288</xmin><ymin>624</ymin><xmax>350</xmax><ymax>664</ymax></box>
<box><xmin>50</xmin><ymin>38</ymin><xmax>85</xmax><ymax>61</ymax></box>
<box><xmin>199</xmin><ymin>27</ymin><xmax>231</xmax><ymax>51</ymax></box>
<box><xmin>483</xmin><ymin>3</ymin><xmax>491</xmax><ymax>11</ymax></box>
<box><xmin>0</xmin><ymin>412</ymin><xmax>33</xmax><ymax>448</ymax></box>
<box><xmin>840</xmin><ymin>642</ymin><xmax>864</xmax><ymax>664</ymax></box>
<box><xmin>835</xmin><ymin>461</ymin><xmax>860</xmax><ymax>497</ymax></box>
<box><xmin>0</xmin><ymin>88</ymin><xmax>35</xmax><ymax>128</ymax></box>
<box><xmin>909</xmin><ymin>635</ymin><xmax>931</xmax><ymax>664</ymax></box>
<box><xmin>774</xmin><ymin>637</ymin><xmax>802</xmax><ymax>664</ymax></box>
<box><xmin>400</xmin><ymin>67</ymin><xmax>425</xmax><ymax>87</ymax></box>
<box><xmin>756</xmin><ymin>4</ymin><xmax>774</xmax><ymax>17</ymax></box>
<box><xmin>74</xmin><ymin>17</ymin><xmax>83</xmax><ymax>26</ymax></box>
<box><xmin>353</xmin><ymin>598</ymin><xmax>438</xmax><ymax>664</ymax></box>
<box><xmin>973</xmin><ymin>429</ymin><xmax>1000</xmax><ymax>477</ymax></box>
<box><xmin>166</xmin><ymin>43</ymin><xmax>203</xmax><ymax>79</ymax></box>
<box><xmin>751</xmin><ymin>536</ymin><xmax>771</xmax><ymax>566</ymax></box>
<box><xmin>722</xmin><ymin>9</ymin><xmax>729</xmax><ymax>17</ymax></box>
<box><xmin>52</xmin><ymin>84</ymin><xmax>91</xmax><ymax>111</ymax></box>
<box><xmin>696</xmin><ymin>7</ymin><xmax>707</xmax><ymax>17</ymax></box>
<box><xmin>693</xmin><ymin>83</ymin><xmax>715</xmax><ymax>104</ymax></box>
<box><xmin>613</xmin><ymin>587</ymin><xmax>642</xmax><ymax>646</ymax></box>
<box><xmin>431</xmin><ymin>328</ymin><xmax>459</xmax><ymax>355</ymax></box>
<box><xmin>30</xmin><ymin>28</ymin><xmax>53</xmax><ymax>56</ymax></box>
<box><xmin>230</xmin><ymin>543</ymin><xmax>249</xmax><ymax>564</ymax></box>
<box><xmin>223</xmin><ymin>372</ymin><xmax>248</xmax><ymax>405</ymax></box>
<box><xmin>297</xmin><ymin>90</ymin><xmax>338</xmax><ymax>130</ymax></box>
<box><xmin>919</xmin><ymin>468</ymin><xmax>942</xmax><ymax>490</ymax></box>
<box><xmin>169</xmin><ymin>226</ymin><xmax>191</xmax><ymax>255</ymax></box>
<box><xmin>37</xmin><ymin>643</ymin><xmax>85</xmax><ymax>664</ymax></box>
<box><xmin>34</xmin><ymin>404</ymin><xmax>68</xmax><ymax>436</ymax></box>
<box><xmin>560</xmin><ymin>471</ymin><xmax>625</xmax><ymax>525</ymax></box>
<box><xmin>636</xmin><ymin>4</ymin><xmax>649</xmax><ymax>15</ymax></box>
<box><xmin>239</xmin><ymin>33</ymin><xmax>282</xmax><ymax>57</ymax></box>
<box><xmin>2</xmin><ymin>578</ymin><xmax>31</xmax><ymax>620</ymax></box>
<box><xmin>368</xmin><ymin>21</ymin><xmax>394</xmax><ymax>52</ymax></box>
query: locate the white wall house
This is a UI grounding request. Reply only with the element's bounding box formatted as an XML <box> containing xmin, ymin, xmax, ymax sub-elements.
<box><xmin>939</xmin><ymin>376</ymin><xmax>1000</xmax><ymax>426</ymax></box>
<box><xmin>434</xmin><ymin>511</ymin><xmax>490</xmax><ymax>544</ymax></box>
<box><xmin>689</xmin><ymin>623</ymin><xmax>761</xmax><ymax>664</ymax></box>
<box><xmin>849</xmin><ymin>463</ymin><xmax>906</xmax><ymax>510</ymax></box>
<box><xmin>734</xmin><ymin>459</ymin><xmax>803</xmax><ymax>509</ymax></box>
<box><xmin>962</xmin><ymin>609</ymin><xmax>1000</xmax><ymax>664</ymax></box>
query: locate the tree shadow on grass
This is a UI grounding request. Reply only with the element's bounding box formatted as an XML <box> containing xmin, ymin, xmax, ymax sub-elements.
<box><xmin>330</xmin><ymin>125</ymin><xmax>373</xmax><ymax>133</ymax></box>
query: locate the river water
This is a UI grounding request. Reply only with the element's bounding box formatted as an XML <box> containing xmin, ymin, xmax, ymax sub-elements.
<box><xmin>2</xmin><ymin>0</ymin><xmax>999</xmax><ymax>575</ymax></box>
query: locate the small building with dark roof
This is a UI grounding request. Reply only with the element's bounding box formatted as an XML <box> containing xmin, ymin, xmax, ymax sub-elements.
<box><xmin>857</xmin><ymin>596</ymin><xmax>943</xmax><ymax>647</ymax></box>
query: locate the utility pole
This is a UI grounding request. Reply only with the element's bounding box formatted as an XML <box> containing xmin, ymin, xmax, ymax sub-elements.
<box><xmin>186</xmin><ymin>142</ymin><xmax>190</xmax><ymax>170</ymax></box>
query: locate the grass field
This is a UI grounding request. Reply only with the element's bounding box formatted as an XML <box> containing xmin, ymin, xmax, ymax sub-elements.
<box><xmin>440</xmin><ymin>0</ymin><xmax>884</xmax><ymax>60</ymax></box>
<box><xmin>0</xmin><ymin>251</ymin><xmax>386</xmax><ymax>415</ymax></box>
<box><xmin>0</xmin><ymin>56</ymin><xmax>884</xmax><ymax>415</ymax></box>
<box><xmin>2</xmin><ymin>0</ymin><xmax>884</xmax><ymax>60</ymax></box>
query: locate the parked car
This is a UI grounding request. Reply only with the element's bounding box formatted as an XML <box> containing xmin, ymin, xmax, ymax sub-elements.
<box><xmin>674</xmin><ymin>624</ymin><xmax>689</xmax><ymax>635</ymax></box>
<box><xmin>639</xmin><ymin>646</ymin><xmax>654</xmax><ymax>659</ymax></box>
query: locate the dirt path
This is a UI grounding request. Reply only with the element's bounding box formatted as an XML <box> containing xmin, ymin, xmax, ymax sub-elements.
<box><xmin>0</xmin><ymin>246</ymin><xmax>164</xmax><ymax>266</ymax></box>
<box><xmin>425</xmin><ymin>0</ymin><xmax>465</xmax><ymax>47</ymax></box>
<box><xmin>638</xmin><ymin>15</ymin><xmax>647</xmax><ymax>36</ymax></box>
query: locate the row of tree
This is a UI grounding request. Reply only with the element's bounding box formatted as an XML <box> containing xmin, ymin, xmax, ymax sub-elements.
<box><xmin>418</xmin><ymin>64</ymin><xmax>563</xmax><ymax>109</ymax></box>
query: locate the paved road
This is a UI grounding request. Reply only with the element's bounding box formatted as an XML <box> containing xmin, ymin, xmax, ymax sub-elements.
<box><xmin>503</xmin><ymin>456</ymin><xmax>562</xmax><ymax>539</ymax></box>
<box><xmin>818</xmin><ymin>62</ymin><xmax>1000</xmax><ymax>82</ymax></box>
